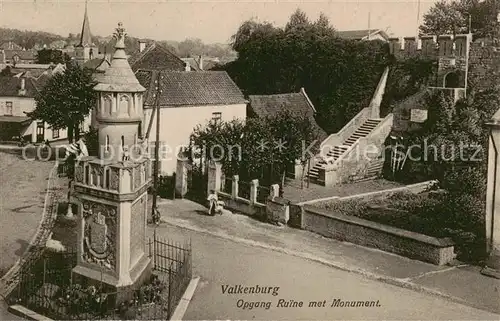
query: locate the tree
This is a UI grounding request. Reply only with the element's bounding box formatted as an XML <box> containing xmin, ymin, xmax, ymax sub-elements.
<box><xmin>285</xmin><ymin>8</ymin><xmax>310</xmax><ymax>32</ymax></box>
<box><xmin>189</xmin><ymin>111</ymin><xmax>319</xmax><ymax>187</ymax></box>
<box><xmin>420</xmin><ymin>0</ymin><xmax>499</xmax><ymax>38</ymax></box>
<box><xmin>419</xmin><ymin>0</ymin><xmax>466</xmax><ymax>36</ymax></box>
<box><xmin>36</xmin><ymin>48</ymin><xmax>71</xmax><ymax>64</ymax></box>
<box><xmin>0</xmin><ymin>66</ymin><xmax>12</xmax><ymax>76</ymax></box>
<box><xmin>230</xmin><ymin>19</ymin><xmax>279</xmax><ymax>52</ymax></box>
<box><xmin>28</xmin><ymin>63</ymin><xmax>97</xmax><ymax>143</ymax></box>
<box><xmin>222</xmin><ymin>11</ymin><xmax>389</xmax><ymax>134</ymax></box>
<box><xmin>177</xmin><ymin>38</ymin><xmax>205</xmax><ymax>57</ymax></box>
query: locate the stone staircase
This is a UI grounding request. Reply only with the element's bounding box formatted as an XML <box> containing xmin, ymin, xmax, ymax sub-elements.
<box><xmin>307</xmin><ymin>118</ymin><xmax>382</xmax><ymax>180</ymax></box>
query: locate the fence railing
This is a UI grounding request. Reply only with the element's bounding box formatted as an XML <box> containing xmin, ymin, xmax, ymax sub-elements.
<box><xmin>9</xmin><ymin>234</ymin><xmax>192</xmax><ymax>320</ymax></box>
<box><xmin>256</xmin><ymin>185</ymin><xmax>270</xmax><ymax>204</ymax></box>
<box><xmin>238</xmin><ymin>181</ymin><xmax>251</xmax><ymax>200</ymax></box>
<box><xmin>222</xmin><ymin>177</ymin><xmax>232</xmax><ymax>195</ymax></box>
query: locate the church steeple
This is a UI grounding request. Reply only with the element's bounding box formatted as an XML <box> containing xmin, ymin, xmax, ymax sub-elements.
<box><xmin>78</xmin><ymin>0</ymin><xmax>94</xmax><ymax>47</ymax></box>
<box><xmin>75</xmin><ymin>0</ymin><xmax>97</xmax><ymax>65</ymax></box>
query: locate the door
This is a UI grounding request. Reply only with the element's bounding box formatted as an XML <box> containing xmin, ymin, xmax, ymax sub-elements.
<box><xmin>36</xmin><ymin>122</ymin><xmax>45</xmax><ymax>143</ymax></box>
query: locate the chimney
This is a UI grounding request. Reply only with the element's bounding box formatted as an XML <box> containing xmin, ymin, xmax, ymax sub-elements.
<box><xmin>198</xmin><ymin>55</ymin><xmax>203</xmax><ymax>70</ymax></box>
<box><xmin>18</xmin><ymin>78</ymin><xmax>26</xmax><ymax>96</ymax></box>
<box><xmin>185</xmin><ymin>61</ymin><xmax>191</xmax><ymax>72</ymax></box>
<box><xmin>139</xmin><ymin>40</ymin><xmax>146</xmax><ymax>53</ymax></box>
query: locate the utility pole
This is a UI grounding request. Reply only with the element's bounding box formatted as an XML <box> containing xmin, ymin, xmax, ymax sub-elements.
<box><xmin>151</xmin><ymin>71</ymin><xmax>162</xmax><ymax>223</ymax></box>
<box><xmin>416</xmin><ymin>0</ymin><xmax>421</xmax><ymax>39</ymax></box>
<box><xmin>367</xmin><ymin>11</ymin><xmax>371</xmax><ymax>40</ymax></box>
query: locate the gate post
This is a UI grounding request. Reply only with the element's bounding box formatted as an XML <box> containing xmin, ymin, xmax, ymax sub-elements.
<box><xmin>206</xmin><ymin>160</ymin><xmax>222</xmax><ymax>196</ymax></box>
<box><xmin>175</xmin><ymin>149</ymin><xmax>189</xmax><ymax>198</ymax></box>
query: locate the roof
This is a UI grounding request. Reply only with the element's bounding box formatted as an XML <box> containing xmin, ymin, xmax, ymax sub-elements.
<box><xmin>93</xmin><ymin>23</ymin><xmax>145</xmax><ymax>93</ymax></box>
<box><xmin>77</xmin><ymin>2</ymin><xmax>94</xmax><ymax>47</ymax></box>
<box><xmin>248</xmin><ymin>89</ymin><xmax>328</xmax><ymax>141</ymax></box>
<box><xmin>336</xmin><ymin>29</ymin><xmax>389</xmax><ymax>41</ymax></box>
<box><xmin>1</xmin><ymin>50</ymin><xmax>36</xmax><ymax>61</ymax></box>
<box><xmin>83</xmin><ymin>57</ymin><xmax>110</xmax><ymax>71</ymax></box>
<box><xmin>0</xmin><ymin>76</ymin><xmax>39</xmax><ymax>98</ymax></box>
<box><xmin>181</xmin><ymin>57</ymin><xmax>220</xmax><ymax>71</ymax></box>
<box><xmin>135</xmin><ymin>70</ymin><xmax>246</xmax><ymax>107</ymax></box>
<box><xmin>130</xmin><ymin>42</ymin><xmax>186</xmax><ymax>72</ymax></box>
<box><xmin>5</xmin><ymin>63</ymin><xmax>53</xmax><ymax>70</ymax></box>
<box><xmin>0</xmin><ymin>42</ymin><xmax>22</xmax><ymax>50</ymax></box>
<box><xmin>11</xmin><ymin>69</ymin><xmax>49</xmax><ymax>78</ymax></box>
<box><xmin>0</xmin><ymin>115</ymin><xmax>30</xmax><ymax>123</ymax></box>
<box><xmin>32</xmin><ymin>73</ymin><xmax>54</xmax><ymax>91</ymax></box>
<box><xmin>181</xmin><ymin>57</ymin><xmax>202</xmax><ymax>71</ymax></box>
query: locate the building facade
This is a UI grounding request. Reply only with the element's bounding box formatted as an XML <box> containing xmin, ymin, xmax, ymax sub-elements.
<box><xmin>135</xmin><ymin>70</ymin><xmax>247</xmax><ymax>175</ymax></box>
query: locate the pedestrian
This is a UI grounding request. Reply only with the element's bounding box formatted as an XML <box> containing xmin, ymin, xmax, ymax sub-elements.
<box><xmin>207</xmin><ymin>189</ymin><xmax>225</xmax><ymax>215</ymax></box>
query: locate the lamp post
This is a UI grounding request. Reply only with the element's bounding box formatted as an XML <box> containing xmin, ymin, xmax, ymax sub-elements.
<box><xmin>151</xmin><ymin>72</ymin><xmax>162</xmax><ymax>224</ymax></box>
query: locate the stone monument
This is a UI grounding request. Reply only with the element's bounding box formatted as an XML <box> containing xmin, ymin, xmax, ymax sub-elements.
<box><xmin>70</xmin><ymin>23</ymin><xmax>153</xmax><ymax>297</ymax></box>
<box><xmin>483</xmin><ymin>109</ymin><xmax>500</xmax><ymax>279</ymax></box>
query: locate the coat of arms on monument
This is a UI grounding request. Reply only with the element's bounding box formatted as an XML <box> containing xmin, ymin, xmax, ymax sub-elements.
<box><xmin>82</xmin><ymin>201</ymin><xmax>116</xmax><ymax>270</ymax></box>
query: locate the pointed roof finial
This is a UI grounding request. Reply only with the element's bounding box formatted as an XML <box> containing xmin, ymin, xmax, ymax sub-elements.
<box><xmin>113</xmin><ymin>22</ymin><xmax>126</xmax><ymax>49</ymax></box>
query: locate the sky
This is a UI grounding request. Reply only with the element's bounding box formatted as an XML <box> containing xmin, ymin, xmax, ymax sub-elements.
<box><xmin>0</xmin><ymin>0</ymin><xmax>440</xmax><ymax>44</ymax></box>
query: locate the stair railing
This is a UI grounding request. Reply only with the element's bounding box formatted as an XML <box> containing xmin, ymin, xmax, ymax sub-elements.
<box><xmin>319</xmin><ymin>107</ymin><xmax>371</xmax><ymax>151</ymax></box>
<box><xmin>325</xmin><ymin>112</ymin><xmax>394</xmax><ymax>171</ymax></box>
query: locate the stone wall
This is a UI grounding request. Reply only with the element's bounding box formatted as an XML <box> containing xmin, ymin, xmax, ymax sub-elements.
<box><xmin>301</xmin><ymin>205</ymin><xmax>455</xmax><ymax>265</ymax></box>
<box><xmin>299</xmin><ymin>180</ymin><xmax>438</xmax><ymax>206</ymax></box>
<box><xmin>468</xmin><ymin>40</ymin><xmax>500</xmax><ymax>90</ymax></box>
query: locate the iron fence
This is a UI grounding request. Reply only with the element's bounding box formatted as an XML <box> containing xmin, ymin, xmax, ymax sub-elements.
<box><xmin>158</xmin><ymin>174</ymin><xmax>176</xmax><ymax>199</ymax></box>
<box><xmin>238</xmin><ymin>181</ymin><xmax>251</xmax><ymax>200</ymax></box>
<box><xmin>57</xmin><ymin>162</ymin><xmax>70</xmax><ymax>178</ymax></box>
<box><xmin>9</xmin><ymin>233</ymin><xmax>192</xmax><ymax>320</ymax></box>
<box><xmin>222</xmin><ymin>177</ymin><xmax>233</xmax><ymax>194</ymax></box>
<box><xmin>256</xmin><ymin>185</ymin><xmax>270</xmax><ymax>204</ymax></box>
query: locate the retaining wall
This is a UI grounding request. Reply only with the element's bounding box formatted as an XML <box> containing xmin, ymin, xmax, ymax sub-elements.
<box><xmin>300</xmin><ymin>205</ymin><xmax>455</xmax><ymax>265</ymax></box>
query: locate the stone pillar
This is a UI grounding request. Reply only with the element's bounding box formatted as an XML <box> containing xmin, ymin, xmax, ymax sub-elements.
<box><xmin>270</xmin><ymin>184</ymin><xmax>280</xmax><ymax>199</ymax></box>
<box><xmin>232</xmin><ymin>175</ymin><xmax>239</xmax><ymax>199</ymax></box>
<box><xmin>482</xmin><ymin>122</ymin><xmax>500</xmax><ymax>279</ymax></box>
<box><xmin>206</xmin><ymin>160</ymin><xmax>222</xmax><ymax>196</ymax></box>
<box><xmin>250</xmin><ymin>179</ymin><xmax>259</xmax><ymax>204</ymax></box>
<box><xmin>293</xmin><ymin>159</ymin><xmax>305</xmax><ymax>180</ymax></box>
<box><xmin>175</xmin><ymin>156</ymin><xmax>189</xmax><ymax>198</ymax></box>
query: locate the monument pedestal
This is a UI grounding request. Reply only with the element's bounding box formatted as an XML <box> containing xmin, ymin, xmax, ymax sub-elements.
<box><xmin>70</xmin><ymin>157</ymin><xmax>153</xmax><ymax>304</ymax></box>
<box><xmin>72</xmin><ymin>254</ymin><xmax>152</xmax><ymax>303</ymax></box>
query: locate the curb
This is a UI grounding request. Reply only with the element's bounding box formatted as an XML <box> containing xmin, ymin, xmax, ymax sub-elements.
<box><xmin>160</xmin><ymin>217</ymin><xmax>499</xmax><ymax>316</ymax></box>
<box><xmin>0</xmin><ymin>162</ymin><xmax>59</xmax><ymax>299</ymax></box>
<box><xmin>170</xmin><ymin>277</ymin><xmax>200</xmax><ymax>321</ymax></box>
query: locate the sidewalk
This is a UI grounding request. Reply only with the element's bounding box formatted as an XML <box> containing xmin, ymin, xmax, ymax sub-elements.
<box><xmin>158</xmin><ymin>198</ymin><xmax>500</xmax><ymax>315</ymax></box>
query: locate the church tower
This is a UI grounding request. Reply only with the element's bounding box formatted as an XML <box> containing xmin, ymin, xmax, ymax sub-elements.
<box><xmin>75</xmin><ymin>1</ymin><xmax>98</xmax><ymax>65</ymax></box>
<box><xmin>71</xmin><ymin>22</ymin><xmax>152</xmax><ymax>300</ymax></box>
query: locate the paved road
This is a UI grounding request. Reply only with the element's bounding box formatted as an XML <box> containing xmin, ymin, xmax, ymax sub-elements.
<box><xmin>153</xmin><ymin>224</ymin><xmax>500</xmax><ymax>321</ymax></box>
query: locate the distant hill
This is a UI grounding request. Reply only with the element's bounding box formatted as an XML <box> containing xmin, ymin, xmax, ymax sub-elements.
<box><xmin>0</xmin><ymin>27</ymin><xmax>236</xmax><ymax>62</ymax></box>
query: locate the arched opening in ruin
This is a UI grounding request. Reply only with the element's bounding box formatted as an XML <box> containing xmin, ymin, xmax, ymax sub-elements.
<box><xmin>444</xmin><ymin>71</ymin><xmax>460</xmax><ymax>88</ymax></box>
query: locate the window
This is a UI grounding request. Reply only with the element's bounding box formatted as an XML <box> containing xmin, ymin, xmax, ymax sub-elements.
<box><xmin>52</xmin><ymin>129</ymin><xmax>59</xmax><ymax>139</ymax></box>
<box><xmin>105</xmin><ymin>135</ymin><xmax>110</xmax><ymax>152</ymax></box>
<box><xmin>212</xmin><ymin>112</ymin><xmax>222</xmax><ymax>124</ymax></box>
<box><xmin>5</xmin><ymin>101</ymin><xmax>12</xmax><ymax>115</ymax></box>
